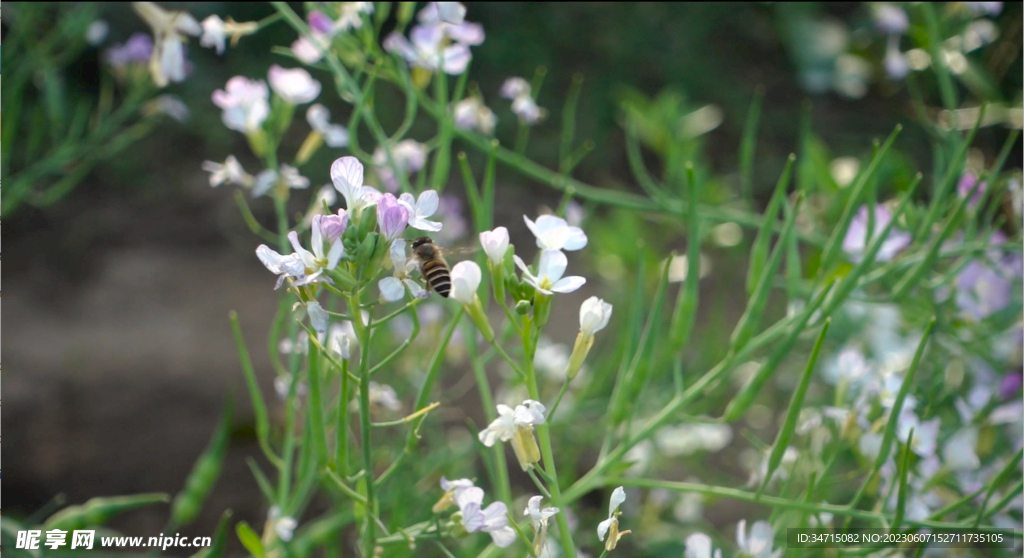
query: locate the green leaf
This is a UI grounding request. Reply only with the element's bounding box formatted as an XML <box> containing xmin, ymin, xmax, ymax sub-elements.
<box><xmin>670</xmin><ymin>163</ymin><xmax>702</xmax><ymax>351</ymax></box>
<box><xmin>818</xmin><ymin>125</ymin><xmax>902</xmax><ymax>273</ymax></box>
<box><xmin>235</xmin><ymin>521</ymin><xmax>265</xmax><ymax>558</ymax></box>
<box><xmin>730</xmin><ymin>192</ymin><xmax>803</xmax><ymax>353</ymax></box>
<box><xmin>758</xmin><ymin>319</ymin><xmax>830</xmax><ymax>497</ymax></box>
<box><xmin>170</xmin><ymin>397</ymin><xmax>234</xmax><ymax>529</ymax></box>
<box><xmin>739</xmin><ymin>85</ymin><xmax>765</xmax><ymax>201</ymax></box>
<box><xmin>190</xmin><ymin>509</ymin><xmax>233</xmax><ymax>558</ymax></box>
<box><xmin>723</xmin><ymin>280</ymin><xmax>835</xmax><ymax>422</ymax></box>
<box><xmin>230</xmin><ymin>312</ymin><xmax>279</xmax><ymax>468</ymax></box>
<box><xmin>892</xmin><ymin>429</ymin><xmax>914</xmax><ymax>531</ymax></box>
<box><xmin>747</xmin><ymin>154</ymin><xmax>795</xmax><ymax>296</ymax></box>
<box><xmin>44</xmin><ymin>494</ymin><xmax>170</xmax><ymax>531</ymax></box>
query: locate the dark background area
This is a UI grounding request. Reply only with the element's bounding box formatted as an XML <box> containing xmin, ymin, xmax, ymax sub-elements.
<box><xmin>7</xmin><ymin>2</ymin><xmax>1022</xmax><ymax>555</ymax></box>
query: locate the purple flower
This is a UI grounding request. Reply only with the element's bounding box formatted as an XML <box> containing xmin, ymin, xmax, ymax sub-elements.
<box><xmin>964</xmin><ymin>2</ymin><xmax>1002</xmax><ymax>16</ymax></box>
<box><xmin>377</xmin><ymin>194</ymin><xmax>410</xmax><ymax>241</ymax></box>
<box><xmin>884</xmin><ymin>36</ymin><xmax>909</xmax><ymax>80</ymax></box>
<box><xmin>873</xmin><ymin>4</ymin><xmax>909</xmax><ymax>35</ymax></box>
<box><xmin>320</xmin><ymin>209</ymin><xmax>350</xmax><ymax>242</ymax></box>
<box><xmin>104</xmin><ymin>33</ymin><xmax>154</xmax><ymax>68</ymax></box>
<box><xmin>999</xmin><ymin>371</ymin><xmax>1023</xmax><ymax>400</ymax></box>
<box><xmin>308</xmin><ymin>10</ymin><xmax>334</xmax><ymax>34</ymax></box>
<box><xmin>383</xmin><ymin>24</ymin><xmax>472</xmax><ymax>75</ymax></box>
<box><xmin>955</xmin><ymin>260</ymin><xmax>1013</xmax><ymax>320</ymax></box>
<box><xmin>842</xmin><ymin>204</ymin><xmax>912</xmax><ymax>263</ymax></box>
<box><xmin>957</xmin><ymin>172</ymin><xmax>987</xmax><ymax>208</ymax></box>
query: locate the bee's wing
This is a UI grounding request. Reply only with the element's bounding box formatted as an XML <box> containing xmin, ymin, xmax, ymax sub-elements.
<box><xmin>442</xmin><ymin>245</ymin><xmax>481</xmax><ymax>257</ymax></box>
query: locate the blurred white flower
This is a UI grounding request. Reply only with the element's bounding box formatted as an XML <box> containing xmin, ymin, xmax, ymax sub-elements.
<box><xmin>884</xmin><ymin>36</ymin><xmax>910</xmax><ymax>80</ymax></box>
<box><xmin>514</xmin><ymin>249</ymin><xmax>586</xmax><ymax>295</ymax></box>
<box><xmin>943</xmin><ymin>428</ymin><xmax>980</xmax><ymax>471</ymax></box>
<box><xmin>132</xmin><ymin>2</ymin><xmax>201</xmax><ymax>87</ymax></box>
<box><xmin>306</xmin><ymin>301</ymin><xmax>329</xmax><ymax>333</ymax></box>
<box><xmin>373</xmin><ymin>140</ymin><xmax>428</xmax><ymax>192</ymax></box>
<box><xmin>199</xmin><ymin>15</ymin><xmax>257</xmax><ymax>55</ymax></box>
<box><xmin>534</xmin><ymin>338</ymin><xmax>572</xmax><ymax>380</ymax></box>
<box><xmin>433</xmin><ymin>476</ymin><xmax>475</xmax><ymax>513</ymax></box>
<box><xmin>501</xmin><ymin>77</ymin><xmax>547</xmax><ymax>124</ymax></box>
<box><xmin>736</xmin><ymin>520</ymin><xmax>781</xmax><ymax>558</ymax></box>
<box><xmin>367</xmin><ymin>381</ymin><xmax>401</xmax><ymax>411</ymax></box>
<box><xmin>212</xmin><ymin>76</ymin><xmax>270</xmax><ymax>134</ymax></box>
<box><xmin>267</xmin><ymin>506</ymin><xmax>298</xmax><ymax>542</ymax></box>
<box><xmin>202</xmin><ymin>155</ymin><xmax>253</xmax><ymax>188</ymax></box>
<box><xmin>306</xmin><ymin>104</ymin><xmax>349</xmax><ymax>147</ymax></box>
<box><xmin>399</xmin><ymin>190</ymin><xmax>444</xmax><ymax>232</ymax></box>
<box><xmin>384</xmin><ymin>24</ymin><xmax>472</xmax><ymax>74</ymax></box>
<box><xmin>654</xmin><ymin>423</ymin><xmax>732</xmax><ymax>456</ymax></box>
<box><xmin>86</xmin><ymin>20</ymin><xmax>109</xmax><ymax>45</ymax></box>
<box><xmin>268</xmin><ymin>65</ymin><xmax>322</xmax><ymax>105</ymax></box>
<box><xmin>252</xmin><ymin>164</ymin><xmax>310</xmax><ymax>198</ymax></box>
<box><xmin>524</xmin><ymin>214</ymin><xmax>587</xmax><ymax>251</ymax></box>
<box><xmin>685</xmin><ymin>533</ymin><xmax>722</xmax><ymax>558</ymax></box>
<box><xmin>453</xmin><ymin>96</ymin><xmax>498</xmax><ymax>134</ymax></box>
<box><xmin>872</xmin><ymin>4</ymin><xmax>908</xmax><ymax>35</ymax></box>
<box><xmin>597</xmin><ymin>486</ymin><xmax>630</xmax><ymax>551</ymax></box>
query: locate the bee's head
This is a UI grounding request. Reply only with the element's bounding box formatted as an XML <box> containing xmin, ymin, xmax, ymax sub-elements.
<box><xmin>411</xmin><ymin>236</ymin><xmax>433</xmax><ymax>249</ymax></box>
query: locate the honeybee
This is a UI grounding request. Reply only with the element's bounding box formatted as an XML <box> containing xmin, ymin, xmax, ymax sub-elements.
<box><xmin>411</xmin><ymin>236</ymin><xmax>453</xmax><ymax>298</ymax></box>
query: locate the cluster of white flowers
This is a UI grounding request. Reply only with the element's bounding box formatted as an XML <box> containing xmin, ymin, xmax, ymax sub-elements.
<box><xmin>383</xmin><ymin>2</ymin><xmax>484</xmax><ymax>75</ymax></box>
<box><xmin>501</xmin><ymin>77</ymin><xmax>547</xmax><ymax>125</ymax></box>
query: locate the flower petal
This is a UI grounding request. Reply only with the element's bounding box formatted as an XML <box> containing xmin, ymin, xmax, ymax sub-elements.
<box><xmin>416</xmin><ymin>190</ymin><xmax>440</xmax><ymax>216</ymax></box>
<box><xmin>551</xmin><ymin>275</ymin><xmax>586</xmax><ymax>293</ymax></box>
<box><xmin>331</xmin><ymin>156</ymin><xmax>364</xmax><ymax>200</ymax></box>
<box><xmin>379</xmin><ymin>277</ymin><xmax>405</xmax><ymax>302</ymax></box>
<box><xmin>538</xmin><ymin>249</ymin><xmax>568</xmax><ymax>283</ymax></box>
<box><xmin>608</xmin><ymin>486</ymin><xmax>626</xmax><ymax>516</ymax></box>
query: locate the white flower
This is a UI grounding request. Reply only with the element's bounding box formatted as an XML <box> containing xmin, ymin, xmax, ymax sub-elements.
<box><xmin>579</xmin><ymin>297</ymin><xmax>613</xmax><ymax>336</ymax></box>
<box><xmin>479</xmin><ymin>400</ymin><xmax>546</xmax><ymax>470</ymax></box>
<box><xmin>398</xmin><ymin>191</ymin><xmax>443</xmax><ymax>232</ymax></box>
<box><xmin>252</xmin><ymin>164</ymin><xmax>310</xmax><ymax>198</ymax></box>
<box><xmin>943</xmin><ymin>428</ymin><xmax>980</xmax><ymax>471</ymax></box>
<box><xmin>525</xmin><ymin>495</ymin><xmax>559</xmax><ymax>529</ymax></box>
<box><xmin>896</xmin><ymin>409</ymin><xmax>940</xmax><ymax>458</ymax></box>
<box><xmin>453</xmin><ymin>96</ymin><xmax>497</xmax><ymax>134</ymax></box>
<box><xmin>373</xmin><ymin>140</ymin><xmax>428</xmax><ymax>192</ymax></box>
<box><xmin>292</xmin><ymin>36</ymin><xmax>329</xmax><ymax>64</ymax></box>
<box><xmin>86</xmin><ymin>20</ymin><xmax>110</xmax><ymax>46</ymax></box>
<box><xmin>501</xmin><ymin>77</ymin><xmax>532</xmax><ymax>99</ymax></box>
<box><xmin>379</xmin><ymin>239</ymin><xmax>428</xmax><ymax>302</ymax></box>
<box><xmin>427</xmin><ymin>2</ymin><xmax>467</xmax><ymax>25</ymax></box>
<box><xmin>450</xmin><ymin>261</ymin><xmax>482</xmax><ymax>305</ymax></box>
<box><xmin>597</xmin><ymin>486</ymin><xmax>630</xmax><ymax>551</ymax></box>
<box><xmin>202</xmin><ymin>155</ymin><xmax>253</xmax><ymax>188</ymax></box>
<box><xmin>501</xmin><ymin>77</ymin><xmax>546</xmax><ymax>124</ymax></box>
<box><xmin>685</xmin><ymin>533</ymin><xmax>722</xmax><ymax>558</ymax></box>
<box><xmin>328</xmin><ymin>322</ymin><xmax>356</xmax><ymax>360</ymax></box>
<box><xmin>368</xmin><ymin>381</ymin><xmax>402</xmax><ymax>411</ymax></box>
<box><xmin>330</xmin><ymin>157</ymin><xmax>383</xmax><ymax>213</ymax></box>
<box><xmin>525</xmin><ymin>496</ymin><xmax>559</xmax><ymax>555</ymax></box>
<box><xmin>132</xmin><ymin>2</ymin><xmax>201</xmax><ymax>87</ymax></box>
<box><xmin>524</xmin><ymin>214</ymin><xmax>587</xmax><ymax>251</ymax></box>
<box><xmin>199</xmin><ymin>15</ymin><xmax>227</xmax><ymax>54</ymax></box>
<box><xmin>479</xmin><ymin>227</ymin><xmax>510</xmax><ymax>266</ymax></box>
<box><xmin>433</xmin><ymin>476</ymin><xmax>475</xmax><ymax>513</ymax></box>
<box><xmin>514</xmin><ymin>249</ymin><xmax>586</xmax><ymax>295</ymax></box>
<box><xmin>267</xmin><ymin>506</ymin><xmax>298</xmax><ymax>542</ymax></box>
<box><xmin>212</xmin><ymin>76</ymin><xmax>270</xmax><ymax>133</ymax></box>
<box><xmin>306</xmin><ymin>104</ymin><xmax>349</xmax><ymax>147</ymax></box>
<box><xmin>307</xmin><ymin>301</ymin><xmax>329</xmax><ymax>333</ymax></box>
<box><xmin>736</xmin><ymin>520</ymin><xmax>781</xmax><ymax>558</ymax></box>
<box><xmin>256</xmin><ymin>219</ymin><xmax>343</xmax><ymax>288</ymax></box>
<box><xmin>654</xmin><ymin>423</ymin><xmax>733</xmax><ymax>456</ymax></box>
<box><xmin>383</xmin><ymin>24</ymin><xmax>472</xmax><ymax>75</ymax></box>
<box><xmin>269</xmin><ymin>65</ymin><xmax>322</xmax><ymax>104</ymax></box>
<box><xmin>336</xmin><ymin>2</ymin><xmax>374</xmax><ymax>31</ymax></box>
<box><xmin>455</xmin><ymin>487</ymin><xmax>516</xmax><ymax>548</ymax></box>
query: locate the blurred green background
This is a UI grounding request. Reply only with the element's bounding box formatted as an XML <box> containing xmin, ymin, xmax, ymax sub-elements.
<box><xmin>6</xmin><ymin>2</ymin><xmax>1022</xmax><ymax>555</ymax></box>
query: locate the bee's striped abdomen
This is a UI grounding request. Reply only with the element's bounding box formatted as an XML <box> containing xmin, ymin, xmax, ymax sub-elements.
<box><xmin>422</xmin><ymin>259</ymin><xmax>452</xmax><ymax>298</ymax></box>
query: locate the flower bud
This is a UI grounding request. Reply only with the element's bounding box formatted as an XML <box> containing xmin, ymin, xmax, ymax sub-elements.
<box><xmin>515</xmin><ymin>300</ymin><xmax>531</xmax><ymax>315</ymax></box>
<box><xmin>451</xmin><ymin>261</ymin><xmax>494</xmax><ymax>342</ymax></box>
<box><xmin>295</xmin><ymin>129</ymin><xmax>325</xmax><ymax>166</ymax></box>
<box><xmin>511</xmin><ymin>425</ymin><xmax>542</xmax><ymax>471</ymax></box>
